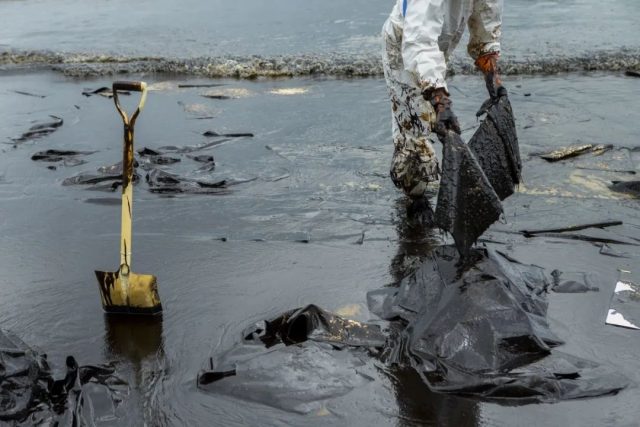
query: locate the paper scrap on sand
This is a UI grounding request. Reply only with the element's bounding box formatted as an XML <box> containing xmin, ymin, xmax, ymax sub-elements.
<box><xmin>606</xmin><ymin>280</ymin><xmax>640</xmax><ymax>330</ymax></box>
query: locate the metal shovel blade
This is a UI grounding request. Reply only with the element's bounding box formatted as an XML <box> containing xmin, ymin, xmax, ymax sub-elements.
<box><xmin>95</xmin><ymin>269</ymin><xmax>162</xmax><ymax>315</ymax></box>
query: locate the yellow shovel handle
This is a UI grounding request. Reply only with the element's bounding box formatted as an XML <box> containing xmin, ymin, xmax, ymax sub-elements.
<box><xmin>113</xmin><ymin>81</ymin><xmax>147</xmax><ymax>270</ymax></box>
<box><xmin>113</xmin><ymin>81</ymin><xmax>148</xmax><ymax>128</ymax></box>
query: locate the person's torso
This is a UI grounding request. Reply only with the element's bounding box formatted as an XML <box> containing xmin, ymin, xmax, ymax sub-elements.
<box><xmin>388</xmin><ymin>0</ymin><xmax>474</xmax><ymax>56</ymax></box>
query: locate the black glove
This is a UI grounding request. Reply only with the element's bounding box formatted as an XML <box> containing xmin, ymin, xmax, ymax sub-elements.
<box><xmin>424</xmin><ymin>88</ymin><xmax>461</xmax><ymax>141</ymax></box>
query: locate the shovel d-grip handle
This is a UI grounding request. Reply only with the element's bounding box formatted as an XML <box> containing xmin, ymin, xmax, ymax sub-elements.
<box><xmin>113</xmin><ymin>81</ymin><xmax>148</xmax><ymax>128</ymax></box>
<box><xmin>113</xmin><ymin>81</ymin><xmax>146</xmax><ymax>92</ymax></box>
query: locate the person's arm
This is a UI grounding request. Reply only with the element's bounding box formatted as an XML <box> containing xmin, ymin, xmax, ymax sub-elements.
<box><xmin>402</xmin><ymin>0</ymin><xmax>448</xmax><ymax>92</ymax></box>
<box><xmin>467</xmin><ymin>0</ymin><xmax>503</xmax><ymax>60</ymax></box>
<box><xmin>468</xmin><ymin>0</ymin><xmax>504</xmax><ymax>99</ymax></box>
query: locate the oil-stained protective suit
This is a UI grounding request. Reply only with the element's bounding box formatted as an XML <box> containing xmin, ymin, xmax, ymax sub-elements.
<box><xmin>382</xmin><ymin>0</ymin><xmax>503</xmax><ymax>197</ymax></box>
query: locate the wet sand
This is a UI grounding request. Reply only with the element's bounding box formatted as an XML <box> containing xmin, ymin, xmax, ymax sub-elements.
<box><xmin>1</xmin><ymin>71</ymin><xmax>640</xmax><ymax>425</ymax></box>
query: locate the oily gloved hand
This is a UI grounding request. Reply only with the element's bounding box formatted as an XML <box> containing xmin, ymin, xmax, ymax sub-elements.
<box><xmin>424</xmin><ymin>87</ymin><xmax>461</xmax><ymax>141</ymax></box>
<box><xmin>475</xmin><ymin>52</ymin><xmax>508</xmax><ymax>116</ymax></box>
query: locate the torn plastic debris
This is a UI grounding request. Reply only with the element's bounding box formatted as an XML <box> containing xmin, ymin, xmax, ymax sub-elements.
<box><xmin>598</xmin><ymin>243</ymin><xmax>632</xmax><ymax>259</ymax></box>
<box><xmin>609</xmin><ymin>180</ymin><xmax>640</xmax><ymax>197</ymax></box>
<box><xmin>199</xmin><ymin>248</ymin><xmax>627</xmax><ymax>407</ymax></box>
<box><xmin>241</xmin><ymin>304</ymin><xmax>386</xmax><ymax>349</ymax></box>
<box><xmin>0</xmin><ymin>328</ymin><xmax>127</xmax><ymax>425</ymax></box>
<box><xmin>145</xmin><ymin>168</ymin><xmax>230</xmax><ymax>194</ymax></box>
<box><xmin>62</xmin><ymin>160</ymin><xmax>141</xmax><ymax>191</ymax></box>
<box><xmin>550</xmin><ymin>269</ymin><xmax>599</xmax><ymax>293</ymax></box>
<box><xmin>367</xmin><ymin>245</ymin><xmax>627</xmax><ymax>400</ymax></box>
<box><xmin>202</xmin><ymin>131</ymin><xmax>254</xmax><ymax>138</ymax></box>
<box><xmin>197</xmin><ymin>305</ymin><xmax>385</xmax><ymax>413</ymax></box>
<box><xmin>81</xmin><ymin>87</ymin><xmax>130</xmax><ymax>98</ymax></box>
<box><xmin>188</xmin><ymin>154</ymin><xmax>216</xmax><ymax>172</ymax></box>
<box><xmin>606</xmin><ymin>271</ymin><xmax>640</xmax><ymax>330</ymax></box>
<box><xmin>11</xmin><ymin>115</ymin><xmax>63</xmax><ymax>143</ymax></box>
<box><xmin>158</xmin><ymin>138</ymin><xmax>232</xmax><ymax>153</ymax></box>
<box><xmin>469</xmin><ymin>94</ymin><xmax>522</xmax><ymax>200</ymax></box>
<box><xmin>31</xmin><ymin>149</ymin><xmax>95</xmax><ymax>168</ymax></box>
<box><xmin>136</xmin><ymin>147</ymin><xmax>181</xmax><ymax>166</ymax></box>
<box><xmin>434</xmin><ymin>95</ymin><xmax>524</xmax><ymax>257</ymax></box>
<box><xmin>434</xmin><ymin>131</ymin><xmax>503</xmax><ymax>259</ymax></box>
<box><xmin>521</xmin><ymin>220</ymin><xmax>623</xmax><ymax>237</ymax></box>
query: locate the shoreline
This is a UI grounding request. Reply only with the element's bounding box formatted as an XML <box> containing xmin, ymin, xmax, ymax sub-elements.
<box><xmin>2</xmin><ymin>47</ymin><xmax>640</xmax><ymax>79</ymax></box>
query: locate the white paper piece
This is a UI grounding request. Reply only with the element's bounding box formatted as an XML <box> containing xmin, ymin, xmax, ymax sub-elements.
<box><xmin>607</xmin><ymin>276</ymin><xmax>640</xmax><ymax>330</ymax></box>
<box><xmin>614</xmin><ymin>281</ymin><xmax>634</xmax><ymax>293</ymax></box>
<box><xmin>606</xmin><ymin>309</ymin><xmax>640</xmax><ymax>330</ymax></box>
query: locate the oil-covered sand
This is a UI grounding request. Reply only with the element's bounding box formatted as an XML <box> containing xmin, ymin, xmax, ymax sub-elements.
<box><xmin>1</xmin><ymin>71</ymin><xmax>640</xmax><ymax>425</ymax></box>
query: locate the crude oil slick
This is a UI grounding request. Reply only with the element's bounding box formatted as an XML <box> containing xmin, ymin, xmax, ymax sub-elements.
<box><xmin>2</xmin><ymin>71</ymin><xmax>640</xmax><ymax>426</ymax></box>
<box><xmin>2</xmin><ymin>0</ymin><xmax>640</xmax><ymax>423</ymax></box>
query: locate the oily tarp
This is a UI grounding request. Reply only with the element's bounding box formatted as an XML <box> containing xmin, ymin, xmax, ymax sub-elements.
<box><xmin>198</xmin><ymin>247</ymin><xmax>627</xmax><ymax>410</ymax></box>
<box><xmin>367</xmin><ymin>245</ymin><xmax>626</xmax><ymax>400</ymax></box>
<box><xmin>0</xmin><ymin>329</ymin><xmax>127</xmax><ymax>426</ymax></box>
<box><xmin>434</xmin><ymin>95</ymin><xmax>521</xmax><ymax>257</ymax></box>
<box><xmin>468</xmin><ymin>94</ymin><xmax>522</xmax><ymax>200</ymax></box>
<box><xmin>434</xmin><ymin>132</ymin><xmax>503</xmax><ymax>259</ymax></box>
<box><xmin>198</xmin><ymin>305</ymin><xmax>386</xmax><ymax>414</ymax></box>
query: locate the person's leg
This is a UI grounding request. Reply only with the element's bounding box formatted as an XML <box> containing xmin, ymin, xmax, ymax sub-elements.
<box><xmin>382</xmin><ymin>21</ymin><xmax>439</xmax><ymax>199</ymax></box>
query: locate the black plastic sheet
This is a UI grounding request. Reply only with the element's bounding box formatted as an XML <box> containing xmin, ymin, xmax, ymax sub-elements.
<box><xmin>434</xmin><ymin>96</ymin><xmax>524</xmax><ymax>258</ymax></box>
<box><xmin>368</xmin><ymin>246</ymin><xmax>627</xmax><ymax>401</ymax></box>
<box><xmin>199</xmin><ymin>248</ymin><xmax>627</xmax><ymax>408</ymax></box>
<box><xmin>469</xmin><ymin>95</ymin><xmax>522</xmax><ymax>200</ymax></box>
<box><xmin>550</xmin><ymin>270</ymin><xmax>599</xmax><ymax>293</ymax></box>
<box><xmin>0</xmin><ymin>329</ymin><xmax>127</xmax><ymax>426</ymax></box>
<box><xmin>434</xmin><ymin>132</ymin><xmax>503</xmax><ymax>258</ymax></box>
<box><xmin>145</xmin><ymin>168</ymin><xmax>230</xmax><ymax>194</ymax></box>
<box><xmin>610</xmin><ymin>180</ymin><xmax>640</xmax><ymax>197</ymax></box>
<box><xmin>198</xmin><ymin>305</ymin><xmax>385</xmax><ymax>413</ymax></box>
<box><xmin>11</xmin><ymin>115</ymin><xmax>63</xmax><ymax>144</ymax></box>
<box><xmin>241</xmin><ymin>304</ymin><xmax>387</xmax><ymax>349</ymax></box>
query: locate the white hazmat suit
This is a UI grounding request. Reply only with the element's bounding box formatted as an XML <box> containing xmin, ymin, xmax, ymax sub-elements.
<box><xmin>382</xmin><ymin>0</ymin><xmax>503</xmax><ymax>198</ymax></box>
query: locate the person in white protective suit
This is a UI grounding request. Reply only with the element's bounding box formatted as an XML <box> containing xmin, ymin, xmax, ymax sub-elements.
<box><xmin>382</xmin><ymin>0</ymin><xmax>504</xmax><ymax>199</ymax></box>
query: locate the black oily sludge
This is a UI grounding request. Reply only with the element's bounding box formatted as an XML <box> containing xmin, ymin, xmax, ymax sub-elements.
<box><xmin>198</xmin><ymin>246</ymin><xmax>628</xmax><ymax>409</ymax></box>
<box><xmin>2</xmin><ymin>48</ymin><xmax>640</xmax><ymax>78</ymax></box>
<box><xmin>610</xmin><ymin>180</ymin><xmax>640</xmax><ymax>197</ymax></box>
<box><xmin>0</xmin><ymin>329</ymin><xmax>127</xmax><ymax>425</ymax></box>
<box><xmin>31</xmin><ymin>150</ymin><xmax>96</xmax><ymax>169</ymax></box>
<box><xmin>145</xmin><ymin>168</ymin><xmax>229</xmax><ymax>195</ymax></box>
<box><xmin>11</xmin><ymin>115</ymin><xmax>63</xmax><ymax>144</ymax></box>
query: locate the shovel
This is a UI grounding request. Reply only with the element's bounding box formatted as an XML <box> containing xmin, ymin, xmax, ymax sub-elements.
<box><xmin>95</xmin><ymin>81</ymin><xmax>162</xmax><ymax>315</ymax></box>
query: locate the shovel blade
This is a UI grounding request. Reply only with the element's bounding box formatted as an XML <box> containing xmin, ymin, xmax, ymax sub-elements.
<box><xmin>95</xmin><ymin>270</ymin><xmax>162</xmax><ymax>315</ymax></box>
